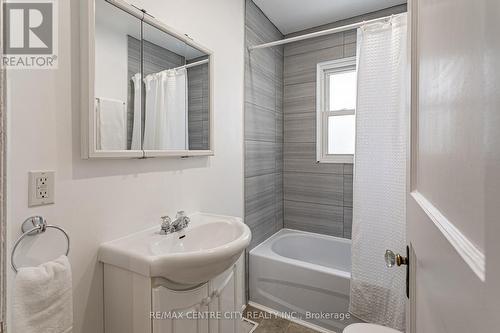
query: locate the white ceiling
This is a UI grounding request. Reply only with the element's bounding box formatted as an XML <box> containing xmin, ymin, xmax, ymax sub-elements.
<box><xmin>253</xmin><ymin>0</ymin><xmax>407</xmax><ymax>35</ymax></box>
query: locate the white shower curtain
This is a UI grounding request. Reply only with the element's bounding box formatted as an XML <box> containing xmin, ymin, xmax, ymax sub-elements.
<box><xmin>131</xmin><ymin>73</ymin><xmax>142</xmax><ymax>150</ymax></box>
<box><xmin>143</xmin><ymin>68</ymin><xmax>188</xmax><ymax>150</ymax></box>
<box><xmin>349</xmin><ymin>13</ymin><xmax>408</xmax><ymax>330</ymax></box>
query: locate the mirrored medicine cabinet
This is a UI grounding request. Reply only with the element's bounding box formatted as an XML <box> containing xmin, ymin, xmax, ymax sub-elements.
<box><xmin>81</xmin><ymin>0</ymin><xmax>213</xmax><ymax>159</ymax></box>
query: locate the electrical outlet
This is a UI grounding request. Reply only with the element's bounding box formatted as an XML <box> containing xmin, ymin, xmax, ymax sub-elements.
<box><xmin>29</xmin><ymin>171</ymin><xmax>55</xmax><ymax>206</ymax></box>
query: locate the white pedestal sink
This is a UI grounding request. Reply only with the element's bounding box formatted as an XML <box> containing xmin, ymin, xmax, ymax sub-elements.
<box><xmin>99</xmin><ymin>212</ymin><xmax>251</xmax><ymax>284</ymax></box>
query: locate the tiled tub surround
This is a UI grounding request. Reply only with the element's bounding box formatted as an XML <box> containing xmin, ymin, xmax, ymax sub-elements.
<box><xmin>244</xmin><ymin>1</ymin><xmax>407</xmax><ymax>328</ymax></box>
<box><xmin>282</xmin><ymin>4</ymin><xmax>407</xmax><ymax>239</ymax></box>
<box><xmin>283</xmin><ymin>30</ymin><xmax>355</xmax><ymax>239</ymax></box>
<box><xmin>245</xmin><ymin>1</ymin><xmax>407</xmax><ymax>244</ymax></box>
<box><xmin>244</xmin><ymin>0</ymin><xmax>284</xmax><ymax>250</ymax></box>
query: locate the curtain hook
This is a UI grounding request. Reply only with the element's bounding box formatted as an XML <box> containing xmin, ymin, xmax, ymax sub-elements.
<box><xmin>360</xmin><ymin>20</ymin><xmax>367</xmax><ymax>31</ymax></box>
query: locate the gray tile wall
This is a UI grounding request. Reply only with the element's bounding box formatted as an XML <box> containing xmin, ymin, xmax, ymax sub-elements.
<box><xmin>283</xmin><ymin>30</ymin><xmax>355</xmax><ymax>239</ymax></box>
<box><xmin>282</xmin><ymin>4</ymin><xmax>407</xmax><ymax>239</ymax></box>
<box><xmin>187</xmin><ymin>57</ymin><xmax>210</xmax><ymax>150</ymax></box>
<box><xmin>245</xmin><ymin>3</ymin><xmax>407</xmax><ymax>243</ymax></box>
<box><xmin>244</xmin><ymin>0</ymin><xmax>284</xmax><ymax>250</ymax></box>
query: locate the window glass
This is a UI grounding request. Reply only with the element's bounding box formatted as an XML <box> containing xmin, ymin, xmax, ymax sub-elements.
<box><xmin>328</xmin><ymin>115</ymin><xmax>356</xmax><ymax>155</ymax></box>
<box><xmin>328</xmin><ymin>70</ymin><xmax>356</xmax><ymax>111</ymax></box>
<box><xmin>317</xmin><ymin>58</ymin><xmax>356</xmax><ymax>163</ymax></box>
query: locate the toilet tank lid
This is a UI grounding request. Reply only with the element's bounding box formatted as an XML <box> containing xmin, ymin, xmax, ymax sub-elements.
<box><xmin>343</xmin><ymin>323</ymin><xmax>402</xmax><ymax>333</ymax></box>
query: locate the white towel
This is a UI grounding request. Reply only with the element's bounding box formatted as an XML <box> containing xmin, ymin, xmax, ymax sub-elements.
<box><xmin>13</xmin><ymin>255</ymin><xmax>73</xmax><ymax>333</ymax></box>
<box><xmin>96</xmin><ymin>97</ymin><xmax>127</xmax><ymax>150</ymax></box>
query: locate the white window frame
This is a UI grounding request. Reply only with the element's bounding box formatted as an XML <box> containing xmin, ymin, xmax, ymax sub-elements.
<box><xmin>316</xmin><ymin>56</ymin><xmax>357</xmax><ymax>164</ymax></box>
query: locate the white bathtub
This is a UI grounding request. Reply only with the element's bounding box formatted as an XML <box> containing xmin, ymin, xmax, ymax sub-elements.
<box><xmin>249</xmin><ymin>229</ymin><xmax>361</xmax><ymax>332</ymax></box>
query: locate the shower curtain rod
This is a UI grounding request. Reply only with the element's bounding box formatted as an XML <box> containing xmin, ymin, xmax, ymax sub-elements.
<box><xmin>177</xmin><ymin>58</ymin><xmax>209</xmax><ymax>70</ymax></box>
<box><xmin>248</xmin><ymin>15</ymin><xmax>393</xmax><ymax>51</ymax></box>
<box><xmin>144</xmin><ymin>59</ymin><xmax>208</xmax><ymax>78</ymax></box>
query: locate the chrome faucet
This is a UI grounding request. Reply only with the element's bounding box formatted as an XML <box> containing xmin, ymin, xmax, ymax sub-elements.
<box><xmin>160</xmin><ymin>216</ymin><xmax>172</xmax><ymax>235</ymax></box>
<box><xmin>159</xmin><ymin>211</ymin><xmax>190</xmax><ymax>235</ymax></box>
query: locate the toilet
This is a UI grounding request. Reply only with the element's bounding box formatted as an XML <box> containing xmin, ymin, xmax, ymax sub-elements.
<box><xmin>343</xmin><ymin>323</ymin><xmax>402</xmax><ymax>333</ymax></box>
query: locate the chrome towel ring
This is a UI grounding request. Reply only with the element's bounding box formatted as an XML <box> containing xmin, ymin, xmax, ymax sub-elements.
<box><xmin>10</xmin><ymin>216</ymin><xmax>70</xmax><ymax>273</ymax></box>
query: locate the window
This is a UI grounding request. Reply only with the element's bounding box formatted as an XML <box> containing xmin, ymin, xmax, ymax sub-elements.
<box><xmin>316</xmin><ymin>57</ymin><xmax>357</xmax><ymax>163</ymax></box>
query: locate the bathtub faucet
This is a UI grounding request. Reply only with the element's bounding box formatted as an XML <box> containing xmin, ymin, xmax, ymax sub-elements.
<box><xmin>160</xmin><ymin>211</ymin><xmax>190</xmax><ymax>235</ymax></box>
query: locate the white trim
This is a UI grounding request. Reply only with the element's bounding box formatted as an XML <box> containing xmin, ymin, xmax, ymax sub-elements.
<box><xmin>0</xmin><ymin>0</ymin><xmax>6</xmax><ymax>326</ymax></box>
<box><xmin>408</xmin><ymin>243</ymin><xmax>417</xmax><ymax>333</ymax></box>
<box><xmin>241</xmin><ymin>318</ymin><xmax>259</xmax><ymax>333</ymax></box>
<box><xmin>247</xmin><ymin>301</ymin><xmax>336</xmax><ymax>333</ymax></box>
<box><xmin>411</xmin><ymin>191</ymin><xmax>486</xmax><ymax>281</ymax></box>
<box><xmin>407</xmin><ymin>0</ymin><xmax>418</xmax><ymax>331</ymax></box>
<box><xmin>316</xmin><ymin>57</ymin><xmax>356</xmax><ymax>164</ymax></box>
<box><xmin>408</xmin><ymin>0</ymin><xmax>419</xmax><ymax>193</ymax></box>
<box><xmin>143</xmin><ymin>150</ymin><xmax>214</xmax><ymax>158</ymax></box>
<box><xmin>319</xmin><ymin>154</ymin><xmax>354</xmax><ymax>164</ymax></box>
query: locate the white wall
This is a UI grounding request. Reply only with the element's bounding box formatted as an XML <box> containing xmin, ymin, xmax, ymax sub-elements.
<box><xmin>6</xmin><ymin>0</ymin><xmax>245</xmax><ymax>332</ymax></box>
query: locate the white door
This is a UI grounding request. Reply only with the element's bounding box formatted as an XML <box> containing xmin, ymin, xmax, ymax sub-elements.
<box><xmin>152</xmin><ymin>284</ymin><xmax>210</xmax><ymax>333</ymax></box>
<box><xmin>208</xmin><ymin>265</ymin><xmax>238</xmax><ymax>333</ymax></box>
<box><xmin>404</xmin><ymin>0</ymin><xmax>500</xmax><ymax>332</ymax></box>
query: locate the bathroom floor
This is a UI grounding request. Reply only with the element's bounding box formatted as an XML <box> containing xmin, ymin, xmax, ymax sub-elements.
<box><xmin>243</xmin><ymin>305</ymin><xmax>321</xmax><ymax>333</ymax></box>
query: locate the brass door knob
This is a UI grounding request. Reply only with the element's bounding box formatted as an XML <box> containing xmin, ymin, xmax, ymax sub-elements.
<box><xmin>385</xmin><ymin>249</ymin><xmax>408</xmax><ymax>267</ymax></box>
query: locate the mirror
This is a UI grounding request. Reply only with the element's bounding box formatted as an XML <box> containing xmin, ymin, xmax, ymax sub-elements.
<box><xmin>83</xmin><ymin>0</ymin><xmax>212</xmax><ymax>158</ymax></box>
<box><xmin>94</xmin><ymin>0</ymin><xmax>141</xmax><ymax>152</ymax></box>
<box><xmin>142</xmin><ymin>21</ymin><xmax>210</xmax><ymax>151</ymax></box>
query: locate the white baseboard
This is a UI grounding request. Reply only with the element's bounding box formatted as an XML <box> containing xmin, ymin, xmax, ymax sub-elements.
<box><xmin>241</xmin><ymin>317</ymin><xmax>259</xmax><ymax>333</ymax></box>
<box><xmin>247</xmin><ymin>301</ymin><xmax>338</xmax><ymax>333</ymax></box>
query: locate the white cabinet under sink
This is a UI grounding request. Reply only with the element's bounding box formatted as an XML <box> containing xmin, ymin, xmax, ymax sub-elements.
<box><xmin>103</xmin><ymin>255</ymin><xmax>245</xmax><ymax>333</ymax></box>
<box><xmin>99</xmin><ymin>213</ymin><xmax>251</xmax><ymax>333</ymax></box>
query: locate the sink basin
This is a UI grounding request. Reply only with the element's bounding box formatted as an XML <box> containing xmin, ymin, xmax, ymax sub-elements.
<box><xmin>98</xmin><ymin>213</ymin><xmax>251</xmax><ymax>284</ymax></box>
